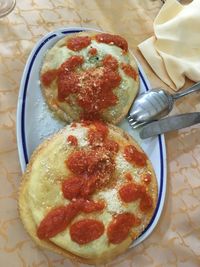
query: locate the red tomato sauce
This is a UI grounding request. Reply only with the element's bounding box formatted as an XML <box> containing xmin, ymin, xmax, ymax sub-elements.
<box><xmin>119</xmin><ymin>182</ymin><xmax>153</xmax><ymax>212</ymax></box>
<box><xmin>103</xmin><ymin>54</ymin><xmax>118</xmax><ymax>70</ymax></box>
<box><xmin>73</xmin><ymin>198</ymin><xmax>105</xmax><ymax>213</ymax></box>
<box><xmin>62</xmin><ymin>176</ymin><xmax>95</xmax><ymax>199</ymax></box>
<box><xmin>77</xmin><ymin>62</ymin><xmax>121</xmax><ymax>118</ymax></box>
<box><xmin>66</xmin><ymin>147</ymin><xmax>115</xmax><ymax>197</ymax></box>
<box><xmin>119</xmin><ymin>183</ymin><xmax>146</xmax><ymax>203</ymax></box>
<box><xmin>67</xmin><ymin>36</ymin><xmax>91</xmax><ymax>51</ymax></box>
<box><xmin>66</xmin><ymin>150</ymin><xmax>101</xmax><ymax>176</ymax></box>
<box><xmin>59</xmin><ymin>55</ymin><xmax>84</xmax><ymax>72</ymax></box>
<box><xmin>81</xmin><ymin>176</ymin><xmax>98</xmax><ymax>198</ymax></box>
<box><xmin>86</xmin><ymin>121</ymin><xmax>119</xmax><ymax>153</ymax></box>
<box><xmin>70</xmin><ymin>219</ymin><xmax>104</xmax><ymax>244</ymax></box>
<box><xmin>57</xmin><ymin>72</ymin><xmax>79</xmax><ymax>101</ymax></box>
<box><xmin>62</xmin><ymin>177</ymin><xmax>82</xmax><ymax>200</ymax></box>
<box><xmin>88</xmin><ymin>128</ymin><xmax>105</xmax><ymax>146</ymax></box>
<box><xmin>142</xmin><ymin>173</ymin><xmax>151</xmax><ymax>185</ymax></box>
<box><xmin>81</xmin><ymin>200</ymin><xmax>105</xmax><ymax>213</ymax></box>
<box><xmin>57</xmin><ymin>56</ymin><xmax>84</xmax><ymax>101</ymax></box>
<box><xmin>89</xmin><ymin>47</ymin><xmax>97</xmax><ymax>56</ymax></box>
<box><xmin>121</xmin><ymin>63</ymin><xmax>137</xmax><ymax>80</ymax></box>
<box><xmin>41</xmin><ymin>69</ymin><xmax>58</xmax><ymax>87</ymax></box>
<box><xmin>95</xmin><ymin>33</ymin><xmax>128</xmax><ymax>52</ymax></box>
<box><xmin>80</xmin><ymin>112</ymin><xmax>101</xmax><ymax>121</ymax></box>
<box><xmin>107</xmin><ymin>213</ymin><xmax>140</xmax><ymax>244</ymax></box>
<box><xmin>124</xmin><ymin>145</ymin><xmax>147</xmax><ymax>167</ymax></box>
<box><xmin>93</xmin><ymin>121</ymin><xmax>109</xmax><ymax>137</ymax></box>
<box><xmin>41</xmin><ymin>52</ymin><xmax>122</xmax><ymax>119</ymax></box>
<box><xmin>80</xmin><ymin>120</ymin><xmax>96</xmax><ymax>127</ymax></box>
<box><xmin>55</xmin><ymin>54</ymin><xmax>121</xmax><ymax>119</ymax></box>
<box><xmin>139</xmin><ymin>193</ymin><xmax>153</xmax><ymax>212</ymax></box>
<box><xmin>124</xmin><ymin>173</ymin><xmax>133</xmax><ymax>182</ymax></box>
<box><xmin>67</xmin><ymin>135</ymin><xmax>78</xmax><ymax>146</ymax></box>
<box><xmin>103</xmin><ymin>139</ymin><xmax>119</xmax><ymax>153</ymax></box>
<box><xmin>66</xmin><ymin>149</ymin><xmax>113</xmax><ymax>177</ymax></box>
<box><xmin>88</xmin><ymin>121</ymin><xmax>108</xmax><ymax>146</ymax></box>
<box><xmin>37</xmin><ymin>199</ymin><xmax>105</xmax><ymax>240</ymax></box>
<box><xmin>37</xmin><ymin>203</ymin><xmax>79</xmax><ymax>239</ymax></box>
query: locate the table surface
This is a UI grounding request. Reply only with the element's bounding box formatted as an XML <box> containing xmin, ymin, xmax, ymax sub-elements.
<box><xmin>0</xmin><ymin>0</ymin><xmax>200</xmax><ymax>266</ymax></box>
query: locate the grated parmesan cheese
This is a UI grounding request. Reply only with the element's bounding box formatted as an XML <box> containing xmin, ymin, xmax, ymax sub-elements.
<box><xmin>115</xmin><ymin>153</ymin><xmax>132</xmax><ymax>174</ymax></box>
<box><xmin>65</xmin><ymin>125</ymin><xmax>89</xmax><ymax>147</ymax></box>
<box><xmin>98</xmin><ymin>188</ymin><xmax>124</xmax><ymax>213</ymax></box>
<box><xmin>115</xmin><ymin>153</ymin><xmax>142</xmax><ymax>183</ymax></box>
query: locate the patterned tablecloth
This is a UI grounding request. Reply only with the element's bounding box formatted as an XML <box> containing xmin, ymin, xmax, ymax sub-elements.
<box><xmin>0</xmin><ymin>0</ymin><xmax>200</xmax><ymax>266</ymax></box>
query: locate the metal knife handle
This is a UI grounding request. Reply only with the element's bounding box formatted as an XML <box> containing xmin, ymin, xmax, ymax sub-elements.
<box><xmin>140</xmin><ymin>112</ymin><xmax>200</xmax><ymax>139</ymax></box>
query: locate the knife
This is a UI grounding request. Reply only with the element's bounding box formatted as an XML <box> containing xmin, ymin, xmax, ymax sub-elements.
<box><xmin>140</xmin><ymin>112</ymin><xmax>200</xmax><ymax>139</ymax></box>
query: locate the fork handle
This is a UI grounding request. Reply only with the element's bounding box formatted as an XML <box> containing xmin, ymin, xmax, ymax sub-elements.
<box><xmin>173</xmin><ymin>81</ymin><xmax>200</xmax><ymax>100</ymax></box>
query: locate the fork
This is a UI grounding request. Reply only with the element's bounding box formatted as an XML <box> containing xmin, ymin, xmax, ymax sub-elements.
<box><xmin>127</xmin><ymin>81</ymin><xmax>200</xmax><ymax>129</ymax></box>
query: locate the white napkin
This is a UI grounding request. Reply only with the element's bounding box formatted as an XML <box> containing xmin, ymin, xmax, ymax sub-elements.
<box><xmin>138</xmin><ymin>0</ymin><xmax>200</xmax><ymax>90</ymax></box>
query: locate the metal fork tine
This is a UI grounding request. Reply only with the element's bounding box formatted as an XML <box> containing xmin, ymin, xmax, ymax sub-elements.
<box><xmin>129</xmin><ymin>120</ymin><xmax>139</xmax><ymax>127</ymax></box>
<box><xmin>127</xmin><ymin>116</ymin><xmax>150</xmax><ymax>129</ymax></box>
<box><xmin>131</xmin><ymin>121</ymin><xmax>148</xmax><ymax>129</ymax></box>
<box><xmin>127</xmin><ymin>115</ymin><xmax>135</xmax><ymax>123</ymax></box>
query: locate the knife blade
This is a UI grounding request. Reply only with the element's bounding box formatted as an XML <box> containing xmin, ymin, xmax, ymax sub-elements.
<box><xmin>140</xmin><ymin>112</ymin><xmax>200</xmax><ymax>139</ymax></box>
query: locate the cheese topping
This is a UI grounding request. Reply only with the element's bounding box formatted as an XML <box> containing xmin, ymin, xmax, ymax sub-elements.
<box><xmin>98</xmin><ymin>189</ymin><xmax>124</xmax><ymax>213</ymax></box>
<box><xmin>65</xmin><ymin>126</ymin><xmax>89</xmax><ymax>147</ymax></box>
<box><xmin>40</xmin><ymin>33</ymin><xmax>139</xmax><ymax>123</ymax></box>
<box><xmin>27</xmin><ymin>123</ymin><xmax>156</xmax><ymax>259</ymax></box>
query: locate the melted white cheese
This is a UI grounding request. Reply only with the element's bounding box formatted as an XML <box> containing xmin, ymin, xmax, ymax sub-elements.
<box><xmin>27</xmin><ymin>118</ymin><xmax>152</xmax><ymax>260</ymax></box>
<box><xmin>41</xmin><ymin>35</ymin><xmax>139</xmax><ymax>123</ymax></box>
<box><xmin>115</xmin><ymin>153</ymin><xmax>142</xmax><ymax>183</ymax></box>
<box><xmin>65</xmin><ymin>126</ymin><xmax>89</xmax><ymax>147</ymax></box>
<box><xmin>98</xmin><ymin>188</ymin><xmax>124</xmax><ymax>213</ymax></box>
<box><xmin>45</xmin><ymin>40</ymin><xmax>130</xmax><ymax>71</ymax></box>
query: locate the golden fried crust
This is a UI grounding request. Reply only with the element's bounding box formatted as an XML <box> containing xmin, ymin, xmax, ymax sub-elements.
<box><xmin>18</xmin><ymin>124</ymin><xmax>157</xmax><ymax>265</ymax></box>
<box><xmin>40</xmin><ymin>31</ymin><xmax>139</xmax><ymax>124</ymax></box>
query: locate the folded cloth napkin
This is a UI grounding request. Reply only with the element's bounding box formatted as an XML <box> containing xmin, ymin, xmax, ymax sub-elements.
<box><xmin>138</xmin><ymin>0</ymin><xmax>200</xmax><ymax>90</ymax></box>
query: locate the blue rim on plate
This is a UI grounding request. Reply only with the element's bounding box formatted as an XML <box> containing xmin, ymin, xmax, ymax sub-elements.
<box><xmin>17</xmin><ymin>27</ymin><xmax>166</xmax><ymax>248</ymax></box>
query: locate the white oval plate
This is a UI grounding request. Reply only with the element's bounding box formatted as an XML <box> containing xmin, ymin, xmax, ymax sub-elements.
<box><xmin>17</xmin><ymin>27</ymin><xmax>167</xmax><ymax>248</ymax></box>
